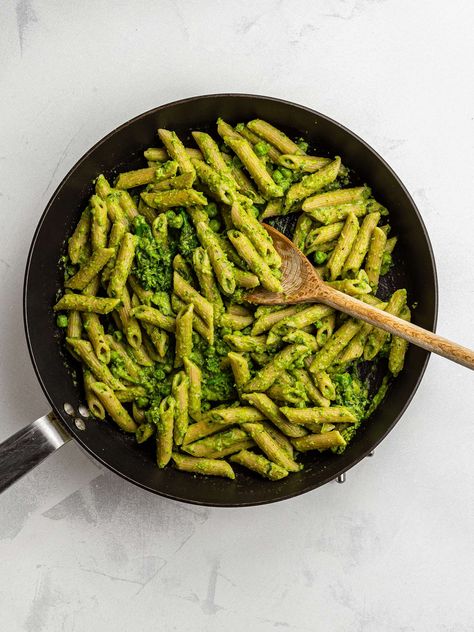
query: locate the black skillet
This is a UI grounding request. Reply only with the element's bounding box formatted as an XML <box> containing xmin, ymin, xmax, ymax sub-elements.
<box><xmin>0</xmin><ymin>94</ymin><xmax>438</xmax><ymax>505</ymax></box>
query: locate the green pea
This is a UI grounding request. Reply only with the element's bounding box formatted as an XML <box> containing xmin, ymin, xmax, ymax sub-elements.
<box><xmin>56</xmin><ymin>314</ymin><xmax>68</xmax><ymax>328</ymax></box>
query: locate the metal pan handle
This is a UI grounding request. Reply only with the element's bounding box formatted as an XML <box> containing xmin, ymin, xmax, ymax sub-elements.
<box><xmin>0</xmin><ymin>412</ymin><xmax>71</xmax><ymax>493</ymax></box>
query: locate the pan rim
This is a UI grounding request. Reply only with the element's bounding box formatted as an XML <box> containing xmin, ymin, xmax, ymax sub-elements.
<box><xmin>23</xmin><ymin>93</ymin><xmax>439</xmax><ymax>507</ymax></box>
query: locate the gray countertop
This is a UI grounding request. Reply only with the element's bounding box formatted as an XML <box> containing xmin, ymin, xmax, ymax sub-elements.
<box><xmin>1</xmin><ymin>1</ymin><xmax>473</xmax><ymax>630</ymax></box>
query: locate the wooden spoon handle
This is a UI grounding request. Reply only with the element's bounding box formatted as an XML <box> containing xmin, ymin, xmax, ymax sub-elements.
<box><xmin>318</xmin><ymin>285</ymin><xmax>474</xmax><ymax>370</ymax></box>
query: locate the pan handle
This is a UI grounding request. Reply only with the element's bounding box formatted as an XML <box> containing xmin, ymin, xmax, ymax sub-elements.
<box><xmin>0</xmin><ymin>412</ymin><xmax>71</xmax><ymax>493</ymax></box>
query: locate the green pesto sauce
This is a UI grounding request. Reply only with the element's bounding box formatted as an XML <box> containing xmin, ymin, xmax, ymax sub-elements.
<box><xmin>331</xmin><ymin>370</ymin><xmax>391</xmax><ymax>453</ymax></box>
<box><xmin>190</xmin><ymin>334</ymin><xmax>236</xmax><ymax>402</ymax></box>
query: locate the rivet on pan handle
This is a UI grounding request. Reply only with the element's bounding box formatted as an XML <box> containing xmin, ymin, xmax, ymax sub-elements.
<box><xmin>336</xmin><ymin>473</ymin><xmax>346</xmax><ymax>484</ymax></box>
<box><xmin>0</xmin><ymin>412</ymin><xmax>71</xmax><ymax>494</ymax></box>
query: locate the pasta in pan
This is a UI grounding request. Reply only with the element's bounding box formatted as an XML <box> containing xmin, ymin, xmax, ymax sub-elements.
<box><xmin>54</xmin><ymin>118</ymin><xmax>409</xmax><ymax>481</ymax></box>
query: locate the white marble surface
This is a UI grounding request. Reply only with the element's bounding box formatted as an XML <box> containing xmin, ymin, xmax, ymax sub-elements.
<box><xmin>1</xmin><ymin>1</ymin><xmax>474</xmax><ymax>630</ymax></box>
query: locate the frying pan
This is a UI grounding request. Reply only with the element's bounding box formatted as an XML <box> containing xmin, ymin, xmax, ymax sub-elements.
<box><xmin>0</xmin><ymin>94</ymin><xmax>438</xmax><ymax>506</ymax></box>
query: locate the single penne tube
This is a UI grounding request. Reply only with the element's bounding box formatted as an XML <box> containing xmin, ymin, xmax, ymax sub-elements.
<box><xmin>114</xmin><ymin>386</ymin><xmax>148</xmax><ymax>403</ymax></box>
<box><xmin>136</xmin><ymin>422</ymin><xmax>155</xmax><ymax>443</ymax></box>
<box><xmin>365</xmin><ymin>226</ymin><xmax>388</xmax><ymax>289</ymax></box>
<box><xmin>310</xmin><ymin>319</ymin><xmax>363</xmax><ymax>373</ymax></box>
<box><xmin>130</xmin><ymin>304</ymin><xmax>176</xmax><ymax>333</ymax></box>
<box><xmin>281</xmin><ymin>406</ymin><xmax>357</xmax><ymax>425</ymax></box>
<box><xmin>172</xmin><ymin>371</ymin><xmax>190</xmax><ymax>445</ymax></box>
<box><xmin>117</xmin><ymin>190</ymin><xmax>138</xmax><ymax>220</ymax></box>
<box><xmin>251</xmin><ymin>305</ymin><xmax>302</xmax><ymax>336</ymax></box>
<box><xmin>173</xmin><ymin>271</ymin><xmax>214</xmax><ymax>329</ymax></box>
<box><xmin>133</xmin><ymin>405</ymin><xmax>147</xmax><ymax>427</ymax></box>
<box><xmin>194</xmin><ymin>221</ymin><xmax>236</xmax><ymax>295</ymax></box>
<box><xmin>128</xmin><ymin>275</ymin><xmax>153</xmax><ymax>304</ymax></box>
<box><xmin>142</xmin><ymin>333</ymin><xmax>161</xmax><ymax>362</ymax></box>
<box><xmin>335</xmin><ymin>322</ymin><xmax>373</xmax><ymax>365</ymax></box>
<box><xmin>223</xmin><ymin>135</ymin><xmax>284</xmax><ymax>199</ymax></box>
<box><xmin>175</xmin><ymin>304</ymin><xmax>194</xmax><ymax>367</ymax></box>
<box><xmin>224</xmin><ymin>334</ymin><xmax>267</xmax><ymax>353</ymax></box>
<box><xmin>67</xmin><ymin>338</ymin><xmax>124</xmax><ymax>390</ymax></box>
<box><xmin>102</xmin><ymin>220</ymin><xmax>128</xmax><ymax>283</ymax></box>
<box><xmin>82</xmin><ymin>312</ymin><xmax>110</xmax><ymax>364</ymax></box>
<box><xmin>171</xmin><ymin>453</ymin><xmax>235</xmax><ymax>479</ymax></box>
<box><xmin>305</xmin><ymin>222</ymin><xmax>344</xmax><ymax>253</ymax></box>
<box><xmin>278</xmin><ymin>154</ymin><xmax>331</xmax><ymax>172</ymax></box>
<box><xmin>291</xmin><ymin>369</ymin><xmax>330</xmax><ymax>407</ymax></box>
<box><xmin>114</xmin><ymin>286</ymin><xmax>142</xmax><ymax>349</ymax></box>
<box><xmin>342</xmin><ymin>211</ymin><xmax>381</xmax><ymax>277</ymax></box>
<box><xmin>327</xmin><ymin>212</ymin><xmax>360</xmax><ymax>280</ymax></box>
<box><xmin>230</xmin><ymin>202</ymin><xmax>281</xmax><ymax>267</ymax></box>
<box><xmin>155</xmin><ymin>396</ymin><xmax>175</xmax><ymax>468</ymax></box>
<box><xmin>233</xmin><ymin>268</ymin><xmax>260</xmax><ymax>289</ymax></box>
<box><xmin>228</xmin><ymin>303</ymin><xmax>252</xmax><ymax>317</ymax></box>
<box><xmin>304</xmin><ymin>202</ymin><xmax>368</xmax><ymax>226</ymax></box>
<box><xmin>206</xmin><ymin>406</ymin><xmax>265</xmax><ymax>424</ymax></box>
<box><xmin>247</xmin><ymin>119</ymin><xmax>304</xmax><ymax>155</ymax></box>
<box><xmin>227</xmin><ymin>352</ymin><xmax>251</xmax><ymax>390</ymax></box>
<box><xmin>243</xmin><ymin>344</ymin><xmax>309</xmax><ymax>392</ymax></box>
<box><xmin>142</xmin><ymin>323</ymin><xmax>169</xmax><ymax>358</ymax></box>
<box><xmin>141</xmin><ymin>188</ymin><xmax>207</xmax><ymax>210</ymax></box>
<box><xmin>192</xmin><ymin>131</ymin><xmax>236</xmax><ymax>181</ymax></box>
<box><xmin>68</xmin><ymin>207</ymin><xmax>91</xmax><ymax>264</ymax></box>
<box><xmin>157</xmin><ymin>129</ymin><xmax>196</xmax><ymax>176</ymax></box>
<box><xmin>292</xmin><ymin>431</ymin><xmax>346</xmax><ymax>452</ymax></box>
<box><xmin>271</xmin><ymin>304</ymin><xmax>333</xmax><ymax>336</ymax></box>
<box><xmin>90</xmin><ymin>195</ymin><xmax>109</xmax><ymax>250</ymax></box>
<box><xmin>241</xmin><ymin>392</ymin><xmax>307</xmax><ymax>438</ymax></box>
<box><xmin>182</xmin><ymin>418</ymin><xmax>234</xmax><ymax>445</ymax></box>
<box><xmin>127</xmin><ymin>342</ymin><xmax>154</xmax><ymax>367</ymax></box>
<box><xmin>314</xmin><ymin>371</ymin><xmax>336</xmax><ymax>400</ymax></box>
<box><xmin>292</xmin><ymin>213</ymin><xmax>314</xmax><ymax>252</ymax></box>
<box><xmin>147</xmin><ymin>172</ymin><xmax>195</xmax><ymax>192</ymax></box>
<box><xmin>282</xmin><ymin>329</ymin><xmax>318</xmax><ymax>352</ymax></box>
<box><xmin>183</xmin><ymin>427</ymin><xmax>254</xmax><ymax>459</ymax></box>
<box><xmin>115</xmin><ymin>167</ymin><xmax>156</xmax><ymax>190</ymax></box>
<box><xmin>95</xmin><ymin>174</ymin><xmax>112</xmax><ymax>200</ymax></box>
<box><xmin>104</xmin><ymin>192</ymin><xmax>128</xmax><ymax>226</ymax></box>
<box><xmin>241</xmin><ymin>422</ymin><xmax>301</xmax><ymax>472</ymax></box>
<box><xmin>221</xmin><ymin>151</ymin><xmax>266</xmax><ymax>204</ymax></box>
<box><xmin>228</xmin><ymin>230</ymin><xmax>282</xmax><ymax>293</ymax></box>
<box><xmin>193</xmin><ymin>247</ymin><xmax>225</xmax><ymax>321</ymax></box>
<box><xmin>364</xmin><ymin>288</ymin><xmax>407</xmax><ymax>360</ymax></box>
<box><xmin>302</xmin><ymin>186</ymin><xmax>369</xmax><ymax>211</ymax></box>
<box><xmin>260</xmin><ymin>420</ymin><xmax>295</xmax><ymax>458</ymax></box>
<box><xmin>220</xmin><ymin>312</ymin><xmax>253</xmax><ymax>330</ymax></box>
<box><xmin>326</xmin><ymin>270</ymin><xmax>372</xmax><ymax>296</ymax></box>
<box><xmin>284</xmin><ymin>157</ymin><xmax>341</xmax><ymax>211</ymax></box>
<box><xmin>143</xmin><ymin>147</ymin><xmax>169</xmax><ymax>162</ymax></box>
<box><xmin>54</xmin><ymin>294</ymin><xmax>120</xmax><ymax>314</ymax></box>
<box><xmin>316</xmin><ymin>313</ymin><xmax>336</xmax><ymax>347</ymax></box>
<box><xmin>173</xmin><ymin>253</ymin><xmax>194</xmax><ymax>283</ymax></box>
<box><xmin>90</xmin><ymin>382</ymin><xmax>137</xmax><ymax>432</ymax></box>
<box><xmin>260</xmin><ymin>198</ymin><xmax>284</xmax><ymax>219</ymax></box>
<box><xmin>230</xmin><ymin>449</ymin><xmax>288</xmax><ymax>481</ymax></box>
<box><xmin>107</xmin><ymin>233</ymin><xmax>137</xmax><ymax>298</ymax></box>
<box><xmin>83</xmin><ymin>369</ymin><xmax>105</xmax><ymax>419</ymax></box>
<box><xmin>384</xmin><ymin>235</ymin><xmax>398</xmax><ymax>254</ymax></box>
<box><xmin>388</xmin><ymin>305</ymin><xmax>411</xmax><ymax>376</ymax></box>
<box><xmin>66</xmin><ymin>309</ymin><xmax>82</xmax><ymax>338</ymax></box>
<box><xmin>184</xmin><ymin>357</ymin><xmax>202</xmax><ymax>421</ymax></box>
<box><xmin>192</xmin><ymin>158</ymin><xmax>237</xmax><ymax>204</ymax></box>
<box><xmin>65</xmin><ymin>247</ymin><xmax>114</xmax><ymax>291</ymax></box>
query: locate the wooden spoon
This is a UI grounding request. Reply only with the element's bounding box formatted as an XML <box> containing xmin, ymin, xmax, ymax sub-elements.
<box><xmin>246</xmin><ymin>224</ymin><xmax>474</xmax><ymax>370</ymax></box>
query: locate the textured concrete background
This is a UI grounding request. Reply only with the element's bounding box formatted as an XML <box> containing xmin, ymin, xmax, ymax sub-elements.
<box><xmin>1</xmin><ymin>1</ymin><xmax>473</xmax><ymax>630</ymax></box>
